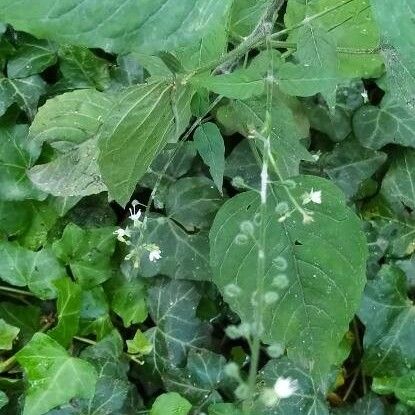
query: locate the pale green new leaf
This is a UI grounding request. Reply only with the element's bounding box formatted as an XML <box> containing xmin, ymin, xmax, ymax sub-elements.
<box><xmin>0</xmin><ymin>319</ymin><xmax>19</xmax><ymax>350</ymax></box>
<box><xmin>0</xmin><ymin>0</ymin><xmax>231</xmax><ymax>55</ymax></box>
<box><xmin>0</xmin><ymin>241</ymin><xmax>66</xmax><ymax>299</ymax></box>
<box><xmin>210</xmin><ymin>176</ymin><xmax>367</xmax><ymax>374</ymax></box>
<box><xmin>353</xmin><ymin>96</ymin><xmax>415</xmax><ymax>150</ymax></box>
<box><xmin>194</xmin><ymin>123</ymin><xmax>225</xmax><ymax>194</ymax></box>
<box><xmin>126</xmin><ymin>329</ymin><xmax>152</xmax><ymax>356</ymax></box>
<box><xmin>16</xmin><ymin>333</ymin><xmax>97</xmax><ymax>415</ymax></box>
<box><xmin>150</xmin><ymin>392</ymin><xmax>191</xmax><ymax>415</ymax></box>
<box><xmin>372</xmin><ymin>375</ymin><xmax>415</xmax><ymax>409</ymax></box>
<box><xmin>98</xmin><ymin>81</ymin><xmax>193</xmax><ymax>206</ymax></box>
<box><xmin>166</xmin><ymin>177</ymin><xmax>224</xmax><ymax>230</ymax></box>
<box><xmin>48</xmin><ymin>278</ymin><xmax>82</xmax><ymax>347</ymax></box>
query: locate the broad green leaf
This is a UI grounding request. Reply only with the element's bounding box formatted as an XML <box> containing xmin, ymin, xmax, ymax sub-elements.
<box><xmin>105</xmin><ymin>274</ymin><xmax>147</xmax><ymax>328</ymax></box>
<box><xmin>373</xmin><ymin>375</ymin><xmax>415</xmax><ymax>408</ymax></box>
<box><xmin>353</xmin><ymin>95</ymin><xmax>415</xmax><ymax>150</ymax></box>
<box><xmin>285</xmin><ymin>0</ymin><xmax>383</xmax><ymax>78</ymax></box>
<box><xmin>140</xmin><ymin>215</ymin><xmax>211</xmax><ymax>281</ymax></box>
<box><xmin>0</xmin><ymin>75</ymin><xmax>45</xmax><ymax>119</ymax></box>
<box><xmin>381</xmin><ymin>149</ymin><xmax>415</xmax><ymax>213</ymax></box>
<box><xmin>164</xmin><ymin>349</ymin><xmax>226</xmax><ymax>405</ymax></box>
<box><xmin>370</xmin><ymin>0</ymin><xmax>415</xmax><ymax>109</ymax></box>
<box><xmin>28</xmin><ymin>89</ymin><xmax>113</xmax><ymax>197</ymax></box>
<box><xmin>110</xmin><ymin>54</ymin><xmax>144</xmax><ymax>89</ymax></box>
<box><xmin>145</xmin><ymin>279</ymin><xmax>211</xmax><ymax>372</ymax></box>
<box><xmin>0</xmin><ymin>319</ymin><xmax>19</xmax><ymax>350</ymax></box>
<box><xmin>323</xmin><ymin>136</ymin><xmax>387</xmax><ymax>198</ymax></box>
<box><xmin>0</xmin><ymin>241</ymin><xmax>65</xmax><ymax>299</ymax></box>
<box><xmin>0</xmin><ymin>1</ymin><xmax>232</xmax><ymax>55</ymax></box>
<box><xmin>332</xmin><ymin>393</ymin><xmax>387</xmax><ymax>414</ymax></box>
<box><xmin>0</xmin><ymin>391</ymin><xmax>7</xmax><ymax>410</ymax></box>
<box><xmin>279</xmin><ymin>24</ymin><xmax>338</xmax><ymax>107</ymax></box>
<box><xmin>229</xmin><ymin>0</ymin><xmax>269</xmax><ymax>37</ymax></box>
<box><xmin>166</xmin><ymin>177</ymin><xmax>224</xmax><ymax>230</ymax></box>
<box><xmin>150</xmin><ymin>392</ymin><xmax>191</xmax><ymax>415</ymax></box>
<box><xmin>210</xmin><ymin>176</ymin><xmax>367</xmax><ymax>374</ymax></box>
<box><xmin>52</xmin><ymin>223</ymin><xmax>116</xmax><ymax>289</ymax></box>
<box><xmin>126</xmin><ymin>329</ymin><xmax>152</xmax><ymax>356</ymax></box>
<box><xmin>208</xmin><ymin>403</ymin><xmax>243</xmax><ymax>415</ymax></box>
<box><xmin>194</xmin><ymin>123</ymin><xmax>225</xmax><ymax>194</ymax></box>
<box><xmin>7</xmin><ymin>34</ymin><xmax>56</xmax><ymax>78</ymax></box>
<box><xmin>0</xmin><ymin>124</ymin><xmax>45</xmax><ymax>201</ymax></box>
<box><xmin>48</xmin><ymin>278</ymin><xmax>81</xmax><ymax>347</ymax></box>
<box><xmin>359</xmin><ymin>265</ymin><xmax>415</xmax><ymax>377</ymax></box>
<box><xmin>253</xmin><ymin>357</ymin><xmax>329</xmax><ymax>414</ymax></box>
<box><xmin>218</xmin><ymin>95</ymin><xmax>312</xmax><ymax>179</ymax></box>
<box><xmin>58</xmin><ymin>45</ymin><xmax>110</xmax><ymax>91</ymax></box>
<box><xmin>16</xmin><ymin>333</ymin><xmax>97</xmax><ymax>415</ymax></box>
<box><xmin>0</xmin><ymin>303</ymin><xmax>41</xmax><ymax>343</ymax></box>
<box><xmin>0</xmin><ymin>200</ymin><xmax>32</xmax><ymax>238</ymax></box>
<box><xmin>98</xmin><ymin>81</ymin><xmax>193</xmax><ymax>206</ymax></box>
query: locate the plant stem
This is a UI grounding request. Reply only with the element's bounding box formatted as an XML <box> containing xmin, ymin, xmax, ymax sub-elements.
<box><xmin>0</xmin><ymin>285</ymin><xmax>36</xmax><ymax>297</ymax></box>
<box><xmin>270</xmin><ymin>40</ymin><xmax>379</xmax><ymax>54</ymax></box>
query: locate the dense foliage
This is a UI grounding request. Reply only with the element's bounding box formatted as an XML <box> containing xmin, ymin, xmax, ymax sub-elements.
<box><xmin>0</xmin><ymin>0</ymin><xmax>414</xmax><ymax>414</ymax></box>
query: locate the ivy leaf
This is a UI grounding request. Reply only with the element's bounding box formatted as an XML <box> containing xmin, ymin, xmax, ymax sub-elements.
<box><xmin>210</xmin><ymin>176</ymin><xmax>367</xmax><ymax>374</ymax></box>
<box><xmin>52</xmin><ymin>223</ymin><xmax>116</xmax><ymax>289</ymax></box>
<box><xmin>332</xmin><ymin>393</ymin><xmax>387</xmax><ymax>414</ymax></box>
<box><xmin>285</xmin><ymin>0</ymin><xmax>382</xmax><ymax>78</ymax></box>
<box><xmin>98</xmin><ymin>81</ymin><xmax>193</xmax><ymax>206</ymax></box>
<box><xmin>164</xmin><ymin>349</ymin><xmax>226</xmax><ymax>405</ymax></box>
<box><xmin>150</xmin><ymin>392</ymin><xmax>191</xmax><ymax>415</ymax></box>
<box><xmin>359</xmin><ymin>265</ymin><xmax>415</xmax><ymax>377</ymax></box>
<box><xmin>145</xmin><ymin>279</ymin><xmax>211</xmax><ymax>372</ymax></box>
<box><xmin>372</xmin><ymin>375</ymin><xmax>415</xmax><ymax>408</ymax></box>
<box><xmin>105</xmin><ymin>273</ymin><xmax>147</xmax><ymax>328</ymax></box>
<box><xmin>48</xmin><ymin>278</ymin><xmax>82</xmax><ymax>347</ymax></box>
<box><xmin>0</xmin><ymin>319</ymin><xmax>19</xmax><ymax>350</ymax></box>
<box><xmin>140</xmin><ymin>215</ymin><xmax>211</xmax><ymax>281</ymax></box>
<box><xmin>254</xmin><ymin>357</ymin><xmax>329</xmax><ymax>414</ymax></box>
<box><xmin>0</xmin><ymin>1</ymin><xmax>233</xmax><ymax>55</ymax></box>
<box><xmin>194</xmin><ymin>123</ymin><xmax>226</xmax><ymax>194</ymax></box>
<box><xmin>353</xmin><ymin>95</ymin><xmax>415</xmax><ymax>150</ymax></box>
<box><xmin>0</xmin><ymin>241</ymin><xmax>66</xmax><ymax>299</ymax></box>
<box><xmin>28</xmin><ymin>89</ymin><xmax>113</xmax><ymax>197</ymax></box>
<box><xmin>166</xmin><ymin>177</ymin><xmax>224</xmax><ymax>230</ymax></box>
<box><xmin>16</xmin><ymin>333</ymin><xmax>98</xmax><ymax>415</ymax></box>
<box><xmin>323</xmin><ymin>136</ymin><xmax>387</xmax><ymax>198</ymax></box>
<box><xmin>0</xmin><ymin>124</ymin><xmax>45</xmax><ymax>201</ymax></box>
<box><xmin>126</xmin><ymin>329</ymin><xmax>152</xmax><ymax>356</ymax></box>
<box><xmin>7</xmin><ymin>34</ymin><xmax>56</xmax><ymax>79</ymax></box>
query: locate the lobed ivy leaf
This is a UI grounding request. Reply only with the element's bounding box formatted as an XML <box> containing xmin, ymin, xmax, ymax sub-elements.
<box><xmin>16</xmin><ymin>333</ymin><xmax>98</xmax><ymax>415</ymax></box>
<box><xmin>0</xmin><ymin>318</ymin><xmax>19</xmax><ymax>350</ymax></box>
<box><xmin>150</xmin><ymin>392</ymin><xmax>191</xmax><ymax>415</ymax></box>
<box><xmin>210</xmin><ymin>176</ymin><xmax>367</xmax><ymax>375</ymax></box>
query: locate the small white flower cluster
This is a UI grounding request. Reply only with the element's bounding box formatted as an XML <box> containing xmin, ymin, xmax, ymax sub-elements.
<box><xmin>302</xmin><ymin>188</ymin><xmax>322</xmax><ymax>205</ymax></box>
<box><xmin>113</xmin><ymin>200</ymin><xmax>162</xmax><ymax>268</ymax></box>
<box><xmin>260</xmin><ymin>376</ymin><xmax>299</xmax><ymax>407</ymax></box>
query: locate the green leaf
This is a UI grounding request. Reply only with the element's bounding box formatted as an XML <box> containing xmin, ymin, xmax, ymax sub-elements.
<box><xmin>208</xmin><ymin>403</ymin><xmax>243</xmax><ymax>415</ymax></box>
<box><xmin>285</xmin><ymin>0</ymin><xmax>383</xmax><ymax>78</ymax></box>
<box><xmin>0</xmin><ymin>124</ymin><xmax>45</xmax><ymax>201</ymax></box>
<box><xmin>194</xmin><ymin>123</ymin><xmax>225</xmax><ymax>194</ymax></box>
<box><xmin>0</xmin><ymin>319</ymin><xmax>19</xmax><ymax>350</ymax></box>
<box><xmin>7</xmin><ymin>34</ymin><xmax>56</xmax><ymax>78</ymax></box>
<box><xmin>52</xmin><ymin>223</ymin><xmax>116</xmax><ymax>289</ymax></box>
<box><xmin>127</xmin><ymin>329</ymin><xmax>152</xmax><ymax>356</ymax></box>
<box><xmin>354</xmin><ymin>95</ymin><xmax>415</xmax><ymax>150</ymax></box>
<box><xmin>254</xmin><ymin>357</ymin><xmax>329</xmax><ymax>414</ymax></box>
<box><xmin>48</xmin><ymin>278</ymin><xmax>82</xmax><ymax>347</ymax></box>
<box><xmin>140</xmin><ymin>215</ymin><xmax>211</xmax><ymax>281</ymax></box>
<box><xmin>0</xmin><ymin>391</ymin><xmax>8</xmax><ymax>410</ymax></box>
<box><xmin>359</xmin><ymin>265</ymin><xmax>415</xmax><ymax>377</ymax></box>
<box><xmin>164</xmin><ymin>349</ymin><xmax>226</xmax><ymax>405</ymax></box>
<box><xmin>332</xmin><ymin>393</ymin><xmax>386</xmax><ymax>414</ymax></box>
<box><xmin>105</xmin><ymin>274</ymin><xmax>147</xmax><ymax>328</ymax></box>
<box><xmin>150</xmin><ymin>392</ymin><xmax>191</xmax><ymax>415</ymax></box>
<box><xmin>28</xmin><ymin>89</ymin><xmax>113</xmax><ymax>197</ymax></box>
<box><xmin>0</xmin><ymin>241</ymin><xmax>66</xmax><ymax>299</ymax></box>
<box><xmin>58</xmin><ymin>45</ymin><xmax>110</xmax><ymax>91</ymax></box>
<box><xmin>230</xmin><ymin>0</ymin><xmax>269</xmax><ymax>37</ymax></box>
<box><xmin>0</xmin><ymin>1</ymin><xmax>232</xmax><ymax>55</ymax></box>
<box><xmin>145</xmin><ymin>279</ymin><xmax>211</xmax><ymax>372</ymax></box>
<box><xmin>279</xmin><ymin>24</ymin><xmax>338</xmax><ymax>107</ymax></box>
<box><xmin>323</xmin><ymin>136</ymin><xmax>387</xmax><ymax>198</ymax></box>
<box><xmin>372</xmin><ymin>375</ymin><xmax>415</xmax><ymax>408</ymax></box>
<box><xmin>381</xmin><ymin>149</ymin><xmax>415</xmax><ymax>213</ymax></box>
<box><xmin>98</xmin><ymin>81</ymin><xmax>193</xmax><ymax>206</ymax></box>
<box><xmin>210</xmin><ymin>176</ymin><xmax>367</xmax><ymax>374</ymax></box>
<box><xmin>166</xmin><ymin>177</ymin><xmax>224</xmax><ymax>230</ymax></box>
<box><xmin>16</xmin><ymin>333</ymin><xmax>97</xmax><ymax>415</ymax></box>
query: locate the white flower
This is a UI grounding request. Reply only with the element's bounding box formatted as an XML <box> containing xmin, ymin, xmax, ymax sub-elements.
<box><xmin>114</xmin><ymin>228</ymin><xmax>131</xmax><ymax>244</ymax></box>
<box><xmin>273</xmin><ymin>377</ymin><xmax>298</xmax><ymax>399</ymax></box>
<box><xmin>302</xmin><ymin>188</ymin><xmax>322</xmax><ymax>205</ymax></box>
<box><xmin>129</xmin><ymin>200</ymin><xmax>142</xmax><ymax>222</ymax></box>
<box><xmin>361</xmin><ymin>90</ymin><xmax>369</xmax><ymax>103</ymax></box>
<box><xmin>148</xmin><ymin>246</ymin><xmax>161</xmax><ymax>262</ymax></box>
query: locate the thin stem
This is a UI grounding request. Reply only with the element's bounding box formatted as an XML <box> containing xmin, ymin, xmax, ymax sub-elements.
<box><xmin>343</xmin><ymin>365</ymin><xmax>360</xmax><ymax>401</ymax></box>
<box><xmin>0</xmin><ymin>285</ymin><xmax>36</xmax><ymax>297</ymax></box>
<box><xmin>270</xmin><ymin>40</ymin><xmax>379</xmax><ymax>54</ymax></box>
